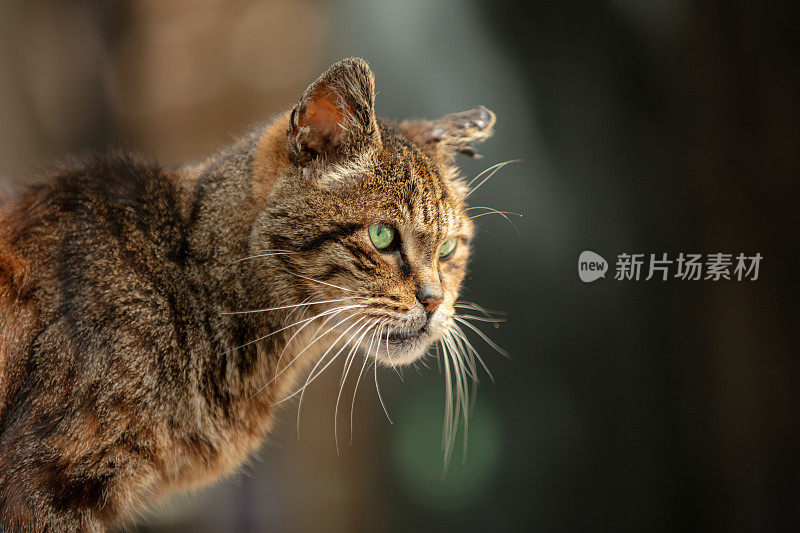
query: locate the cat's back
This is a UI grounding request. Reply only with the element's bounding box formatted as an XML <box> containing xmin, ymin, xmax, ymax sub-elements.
<box><xmin>0</xmin><ymin>153</ymin><xmax>229</xmax><ymax>529</ymax></box>
<box><xmin>0</xmin><ymin>186</ymin><xmax>38</xmax><ymax>419</ymax></box>
<box><xmin>0</xmin><ymin>153</ymin><xmax>188</xmax><ymax>418</ymax></box>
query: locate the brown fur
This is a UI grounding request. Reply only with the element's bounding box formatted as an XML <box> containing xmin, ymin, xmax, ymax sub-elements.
<box><xmin>0</xmin><ymin>58</ymin><xmax>495</xmax><ymax>531</ymax></box>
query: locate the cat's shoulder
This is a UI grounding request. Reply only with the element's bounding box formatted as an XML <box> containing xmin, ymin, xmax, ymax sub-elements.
<box><xmin>36</xmin><ymin>151</ymin><xmax>178</xmax><ymax>210</ymax></box>
<box><xmin>7</xmin><ymin>152</ymin><xmax>186</xmax><ymax>240</ymax></box>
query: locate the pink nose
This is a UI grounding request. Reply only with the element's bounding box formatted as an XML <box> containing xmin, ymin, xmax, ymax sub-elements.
<box><xmin>421</xmin><ymin>297</ymin><xmax>443</xmax><ymax>313</ymax></box>
<box><xmin>416</xmin><ymin>283</ymin><xmax>444</xmax><ymax>314</ymax></box>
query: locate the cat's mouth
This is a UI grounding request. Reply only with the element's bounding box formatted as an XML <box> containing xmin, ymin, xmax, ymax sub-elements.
<box><xmin>387</xmin><ymin>326</ymin><xmax>427</xmax><ymax>344</ymax></box>
<box><xmin>367</xmin><ymin>315</ymin><xmax>446</xmax><ymax>366</ymax></box>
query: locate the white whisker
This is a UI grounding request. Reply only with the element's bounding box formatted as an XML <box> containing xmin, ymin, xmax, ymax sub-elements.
<box><xmin>271</xmin><ymin>305</ymin><xmax>360</xmax><ymax>379</ymax></box>
<box><xmin>285</xmin><ymin>271</ymin><xmax>355</xmax><ymax>293</ymax></box>
<box><xmin>335</xmin><ymin>319</ymin><xmax>378</xmax><ymax>452</ymax></box>
<box><xmin>454</xmin><ymin>317</ymin><xmax>509</xmax><ymax>358</ymax></box>
<box><xmin>440</xmin><ymin>337</ymin><xmax>455</xmax><ymax>467</ymax></box>
<box><xmin>451</xmin><ymin>323</ymin><xmax>494</xmax><ymax>383</ymax></box>
<box><xmin>442</xmin><ymin>334</ymin><xmax>467</xmax><ymax>456</ymax></box>
<box><xmin>232</xmin><ymin>303</ymin><xmax>365</xmax><ymax>358</ymax></box>
<box><xmin>465</xmin><ymin>159</ymin><xmax>517</xmax><ymax>188</ymax></box>
<box><xmin>447</xmin><ymin>329</ymin><xmax>479</xmax><ymax>382</ymax></box>
<box><xmin>257</xmin><ymin>308</ymin><xmax>364</xmax><ymax>400</ymax></box>
<box><xmin>454</xmin><ymin>301</ymin><xmax>506</xmax><ymax>319</ymax></box>
<box><xmin>223</xmin><ymin>297</ymin><xmax>363</xmax><ymax>316</ymax></box>
<box><xmin>373</xmin><ymin>342</ymin><xmax>393</xmax><ymax>424</ymax></box>
<box><xmin>284</xmin><ymin>295</ymin><xmax>312</xmax><ymax>324</ymax></box>
<box><xmin>293</xmin><ymin>317</ymin><xmax>372</xmax><ymax>436</ymax></box>
<box><xmin>455</xmin><ymin>314</ymin><xmax>505</xmax><ymax>324</ymax></box>
<box><xmin>468</xmin><ymin>209</ymin><xmax>522</xmax><ymax>220</ymax></box>
<box><xmin>466</xmin><ymin>159</ymin><xmax>521</xmax><ymax>197</ymax></box>
<box><xmin>468</xmin><ymin>208</ymin><xmax>522</xmax><ymax>234</ymax></box>
<box><xmin>350</xmin><ymin>319</ymin><xmax>389</xmax><ymax>444</ymax></box>
<box><xmin>349</xmin><ymin>322</ymin><xmax>380</xmax><ymax>444</ymax></box>
<box><xmin>228</xmin><ymin>250</ymin><xmax>295</xmax><ymax>265</ymax></box>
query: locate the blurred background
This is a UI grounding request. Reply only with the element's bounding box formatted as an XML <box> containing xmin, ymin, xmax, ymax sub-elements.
<box><xmin>1</xmin><ymin>0</ymin><xmax>799</xmax><ymax>531</ymax></box>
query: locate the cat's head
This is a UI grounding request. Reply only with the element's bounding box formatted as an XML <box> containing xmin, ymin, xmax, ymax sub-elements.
<box><xmin>257</xmin><ymin>58</ymin><xmax>495</xmax><ymax>366</ymax></box>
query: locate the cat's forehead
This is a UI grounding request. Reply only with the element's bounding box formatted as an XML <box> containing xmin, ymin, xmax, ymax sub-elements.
<box><xmin>368</xmin><ymin>125</ymin><xmax>464</xmax><ymax>231</ymax></box>
<box><xmin>372</xmin><ymin>125</ymin><xmax>458</xmax><ymax>195</ymax></box>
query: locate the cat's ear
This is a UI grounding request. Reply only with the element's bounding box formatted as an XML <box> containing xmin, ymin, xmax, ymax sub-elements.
<box><xmin>400</xmin><ymin>107</ymin><xmax>496</xmax><ymax>161</ymax></box>
<box><xmin>288</xmin><ymin>58</ymin><xmax>381</xmax><ymax>165</ymax></box>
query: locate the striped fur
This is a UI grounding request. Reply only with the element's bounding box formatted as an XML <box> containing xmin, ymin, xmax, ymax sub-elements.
<box><xmin>0</xmin><ymin>58</ymin><xmax>495</xmax><ymax>530</ymax></box>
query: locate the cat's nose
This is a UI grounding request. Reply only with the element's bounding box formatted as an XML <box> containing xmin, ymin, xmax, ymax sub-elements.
<box><xmin>416</xmin><ymin>283</ymin><xmax>444</xmax><ymax>314</ymax></box>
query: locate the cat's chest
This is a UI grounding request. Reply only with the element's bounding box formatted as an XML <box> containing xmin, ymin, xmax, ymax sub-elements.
<box><xmin>159</xmin><ymin>333</ymin><xmax>323</xmax><ymax>495</ymax></box>
<box><xmin>159</xmin><ymin>401</ymin><xmax>275</xmax><ymax>497</ymax></box>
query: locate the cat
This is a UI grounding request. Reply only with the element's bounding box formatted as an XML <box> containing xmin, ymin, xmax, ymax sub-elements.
<box><xmin>0</xmin><ymin>57</ymin><xmax>497</xmax><ymax>531</ymax></box>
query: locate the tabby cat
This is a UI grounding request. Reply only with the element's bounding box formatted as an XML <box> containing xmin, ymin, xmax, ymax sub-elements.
<box><xmin>0</xmin><ymin>58</ymin><xmax>497</xmax><ymax>531</ymax></box>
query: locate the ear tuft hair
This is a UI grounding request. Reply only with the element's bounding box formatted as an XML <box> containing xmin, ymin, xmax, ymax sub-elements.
<box><xmin>288</xmin><ymin>58</ymin><xmax>381</xmax><ymax>165</ymax></box>
<box><xmin>400</xmin><ymin>106</ymin><xmax>496</xmax><ymax>161</ymax></box>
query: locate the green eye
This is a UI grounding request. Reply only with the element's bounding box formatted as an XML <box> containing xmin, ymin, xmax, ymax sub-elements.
<box><xmin>439</xmin><ymin>237</ymin><xmax>457</xmax><ymax>258</ymax></box>
<box><xmin>368</xmin><ymin>223</ymin><xmax>396</xmax><ymax>250</ymax></box>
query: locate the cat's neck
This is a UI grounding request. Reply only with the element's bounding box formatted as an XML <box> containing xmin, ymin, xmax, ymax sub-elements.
<box><xmin>175</xmin><ymin>114</ymin><xmax>319</xmax><ymax>416</ymax></box>
<box><xmin>180</xmin><ymin>113</ymin><xmax>290</xmax><ymax>265</ymax></box>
